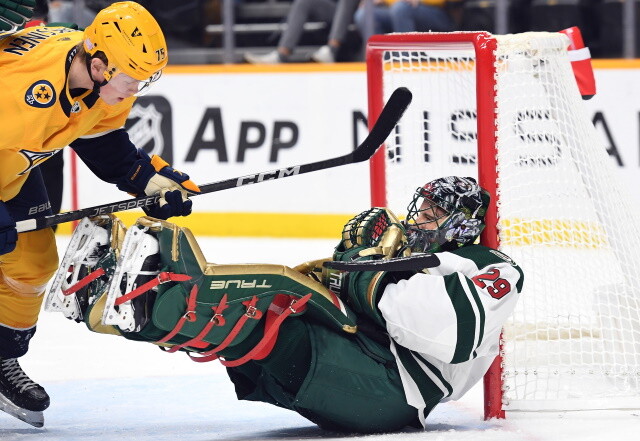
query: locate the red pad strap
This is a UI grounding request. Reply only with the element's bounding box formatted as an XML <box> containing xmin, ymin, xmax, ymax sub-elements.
<box><xmin>241</xmin><ymin>294</ymin><xmax>294</xmax><ymax>362</ymax></box>
<box><xmin>114</xmin><ymin>272</ymin><xmax>192</xmax><ymax>306</ymax></box>
<box><xmin>155</xmin><ymin>284</ymin><xmax>199</xmax><ymax>345</ymax></box>
<box><xmin>62</xmin><ymin>268</ymin><xmax>106</xmax><ymax>296</ymax></box>
<box><xmin>188</xmin><ymin>295</ymin><xmax>261</xmax><ymax>363</ymax></box>
<box><xmin>220</xmin><ymin>293</ymin><xmax>311</xmax><ymax>368</ymax></box>
<box><xmin>165</xmin><ymin>294</ymin><xmax>229</xmax><ymax>354</ymax></box>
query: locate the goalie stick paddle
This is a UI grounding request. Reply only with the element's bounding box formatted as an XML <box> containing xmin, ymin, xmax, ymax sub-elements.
<box><xmin>323</xmin><ymin>253</ymin><xmax>441</xmax><ymax>272</ymax></box>
<box><xmin>16</xmin><ymin>87</ymin><xmax>412</xmax><ymax>233</ymax></box>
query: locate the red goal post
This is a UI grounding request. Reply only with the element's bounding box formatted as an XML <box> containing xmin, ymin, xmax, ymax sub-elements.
<box><xmin>367</xmin><ymin>31</ymin><xmax>503</xmax><ymax>419</ymax></box>
<box><xmin>366</xmin><ymin>31</ymin><xmax>640</xmax><ymax>419</ymax></box>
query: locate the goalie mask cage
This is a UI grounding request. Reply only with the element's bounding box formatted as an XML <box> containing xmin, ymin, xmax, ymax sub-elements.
<box><xmin>366</xmin><ymin>31</ymin><xmax>640</xmax><ymax>419</ymax></box>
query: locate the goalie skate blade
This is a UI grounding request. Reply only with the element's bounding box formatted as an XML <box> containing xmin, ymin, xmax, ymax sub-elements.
<box><xmin>102</xmin><ymin>227</ymin><xmax>160</xmax><ymax>332</ymax></box>
<box><xmin>45</xmin><ymin>217</ymin><xmax>110</xmax><ymax>320</ymax></box>
<box><xmin>0</xmin><ymin>392</ymin><xmax>44</xmax><ymax>428</ymax></box>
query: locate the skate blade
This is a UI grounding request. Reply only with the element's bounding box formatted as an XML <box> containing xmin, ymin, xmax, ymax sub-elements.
<box><xmin>45</xmin><ymin>217</ymin><xmax>110</xmax><ymax>320</ymax></box>
<box><xmin>102</xmin><ymin>226</ymin><xmax>159</xmax><ymax>332</ymax></box>
<box><xmin>0</xmin><ymin>391</ymin><xmax>44</xmax><ymax>428</ymax></box>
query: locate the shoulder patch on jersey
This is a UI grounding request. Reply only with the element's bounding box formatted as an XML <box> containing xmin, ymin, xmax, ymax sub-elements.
<box><xmin>25</xmin><ymin>80</ymin><xmax>57</xmax><ymax>108</ymax></box>
<box><xmin>489</xmin><ymin>249</ymin><xmax>516</xmax><ymax>266</ymax></box>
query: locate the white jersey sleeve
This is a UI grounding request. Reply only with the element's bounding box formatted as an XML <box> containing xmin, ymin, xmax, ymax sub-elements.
<box><xmin>379</xmin><ymin>245</ymin><xmax>523</xmax><ymax>364</ymax></box>
<box><xmin>377</xmin><ymin>245</ymin><xmax>524</xmax><ymax>425</ymax></box>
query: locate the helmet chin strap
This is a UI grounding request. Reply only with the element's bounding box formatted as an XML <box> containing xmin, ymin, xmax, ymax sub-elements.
<box><xmin>85</xmin><ymin>56</ymin><xmax>109</xmax><ymax>94</ymax></box>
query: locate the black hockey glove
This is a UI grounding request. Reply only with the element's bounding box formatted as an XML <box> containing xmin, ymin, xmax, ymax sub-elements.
<box><xmin>0</xmin><ymin>201</ymin><xmax>17</xmax><ymax>256</ymax></box>
<box><xmin>117</xmin><ymin>149</ymin><xmax>200</xmax><ymax>220</ymax></box>
<box><xmin>0</xmin><ymin>0</ymin><xmax>34</xmax><ymax>31</ymax></box>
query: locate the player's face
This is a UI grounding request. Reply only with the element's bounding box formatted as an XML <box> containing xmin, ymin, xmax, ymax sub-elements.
<box><xmin>97</xmin><ymin>69</ymin><xmax>162</xmax><ymax>105</ymax></box>
<box><xmin>99</xmin><ymin>73</ymin><xmax>140</xmax><ymax>105</ymax></box>
<box><xmin>415</xmin><ymin>199</ymin><xmax>449</xmax><ymax>231</ymax></box>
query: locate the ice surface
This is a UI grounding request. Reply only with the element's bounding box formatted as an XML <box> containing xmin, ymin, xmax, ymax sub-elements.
<box><xmin>3</xmin><ymin>236</ymin><xmax>639</xmax><ymax>439</ymax></box>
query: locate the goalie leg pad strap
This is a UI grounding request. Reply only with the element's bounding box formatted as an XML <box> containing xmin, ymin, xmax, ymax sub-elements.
<box><xmin>219</xmin><ymin>293</ymin><xmax>311</xmax><ymax>367</ymax></box>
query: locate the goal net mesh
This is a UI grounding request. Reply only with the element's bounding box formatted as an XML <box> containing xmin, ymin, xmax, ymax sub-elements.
<box><xmin>367</xmin><ymin>31</ymin><xmax>640</xmax><ymax>411</ymax></box>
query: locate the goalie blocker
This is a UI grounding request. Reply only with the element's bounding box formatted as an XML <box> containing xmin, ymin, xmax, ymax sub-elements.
<box><xmin>46</xmin><ymin>176</ymin><xmax>523</xmax><ymax>433</ymax></box>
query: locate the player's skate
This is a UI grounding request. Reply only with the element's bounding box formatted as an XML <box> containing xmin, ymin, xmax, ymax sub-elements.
<box><xmin>0</xmin><ymin>357</ymin><xmax>49</xmax><ymax>428</ymax></box>
<box><xmin>102</xmin><ymin>225</ymin><xmax>161</xmax><ymax>333</ymax></box>
<box><xmin>45</xmin><ymin>216</ymin><xmax>118</xmax><ymax>322</ymax></box>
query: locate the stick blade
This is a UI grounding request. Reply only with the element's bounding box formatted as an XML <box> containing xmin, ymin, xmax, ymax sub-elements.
<box><xmin>351</xmin><ymin>87</ymin><xmax>413</xmax><ymax>162</ymax></box>
<box><xmin>323</xmin><ymin>253</ymin><xmax>440</xmax><ymax>272</ymax></box>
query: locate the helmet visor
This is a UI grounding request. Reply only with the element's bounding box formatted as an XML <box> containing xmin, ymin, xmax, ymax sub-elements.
<box><xmin>106</xmin><ymin>70</ymin><xmax>163</xmax><ymax>97</ymax></box>
<box><xmin>134</xmin><ymin>70</ymin><xmax>163</xmax><ymax>96</ymax></box>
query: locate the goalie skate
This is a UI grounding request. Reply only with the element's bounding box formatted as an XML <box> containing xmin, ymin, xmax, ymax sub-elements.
<box><xmin>45</xmin><ymin>217</ymin><xmax>112</xmax><ymax>321</ymax></box>
<box><xmin>102</xmin><ymin>226</ymin><xmax>161</xmax><ymax>333</ymax></box>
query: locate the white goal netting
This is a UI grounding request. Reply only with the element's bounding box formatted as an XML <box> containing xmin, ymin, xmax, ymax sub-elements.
<box><xmin>367</xmin><ymin>31</ymin><xmax>640</xmax><ymax>412</ymax></box>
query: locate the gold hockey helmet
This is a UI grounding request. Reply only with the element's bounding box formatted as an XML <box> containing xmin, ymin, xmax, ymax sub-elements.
<box><xmin>83</xmin><ymin>1</ymin><xmax>168</xmax><ymax>82</ymax></box>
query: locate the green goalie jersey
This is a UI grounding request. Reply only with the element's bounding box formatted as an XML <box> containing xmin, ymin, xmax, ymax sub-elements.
<box><xmin>379</xmin><ymin>244</ymin><xmax>524</xmax><ymax>425</ymax></box>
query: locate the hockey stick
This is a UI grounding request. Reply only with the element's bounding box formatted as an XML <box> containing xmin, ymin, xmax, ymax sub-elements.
<box><xmin>16</xmin><ymin>87</ymin><xmax>412</xmax><ymax>233</ymax></box>
<box><xmin>323</xmin><ymin>253</ymin><xmax>440</xmax><ymax>272</ymax></box>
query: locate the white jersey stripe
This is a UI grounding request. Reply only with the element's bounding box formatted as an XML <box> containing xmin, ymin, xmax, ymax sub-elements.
<box><xmin>389</xmin><ymin>341</ymin><xmax>426</xmax><ymax>412</ymax></box>
<box><xmin>412</xmin><ymin>352</ymin><xmax>452</xmax><ymax>397</ymax></box>
<box><xmin>458</xmin><ymin>272</ymin><xmax>482</xmax><ymax>360</ymax></box>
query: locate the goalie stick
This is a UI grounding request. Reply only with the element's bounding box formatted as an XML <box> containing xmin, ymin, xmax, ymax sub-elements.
<box><xmin>323</xmin><ymin>253</ymin><xmax>440</xmax><ymax>272</ymax></box>
<box><xmin>16</xmin><ymin>87</ymin><xmax>412</xmax><ymax>233</ymax></box>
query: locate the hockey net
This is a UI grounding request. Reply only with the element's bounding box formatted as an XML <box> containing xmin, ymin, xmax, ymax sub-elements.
<box><xmin>366</xmin><ymin>31</ymin><xmax>640</xmax><ymax>418</ymax></box>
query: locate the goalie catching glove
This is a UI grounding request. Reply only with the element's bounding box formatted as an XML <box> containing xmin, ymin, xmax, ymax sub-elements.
<box><xmin>117</xmin><ymin>149</ymin><xmax>200</xmax><ymax>220</ymax></box>
<box><xmin>325</xmin><ymin>208</ymin><xmax>415</xmax><ymax>327</ymax></box>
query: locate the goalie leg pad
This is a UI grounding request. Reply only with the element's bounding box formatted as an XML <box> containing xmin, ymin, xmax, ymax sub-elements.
<box><xmin>150</xmin><ymin>262</ymin><xmax>359</xmax><ymax>364</ymax></box>
<box><xmin>117</xmin><ymin>217</ymin><xmax>360</xmax><ymax>353</ymax></box>
<box><xmin>53</xmin><ymin>216</ymin><xmax>207</xmax><ymax>339</ymax></box>
<box><xmin>51</xmin><ymin>217</ymin><xmax>361</xmax><ymax>368</ymax></box>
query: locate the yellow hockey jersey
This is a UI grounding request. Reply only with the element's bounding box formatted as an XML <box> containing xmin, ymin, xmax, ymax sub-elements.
<box><xmin>0</xmin><ymin>26</ymin><xmax>136</xmax><ymax>202</ymax></box>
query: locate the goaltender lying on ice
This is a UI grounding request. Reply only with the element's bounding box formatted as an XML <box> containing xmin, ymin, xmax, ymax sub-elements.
<box><xmin>42</xmin><ymin>176</ymin><xmax>524</xmax><ymax>433</ymax></box>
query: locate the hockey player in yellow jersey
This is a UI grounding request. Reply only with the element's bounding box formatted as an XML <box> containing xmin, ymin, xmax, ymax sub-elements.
<box><xmin>0</xmin><ymin>2</ymin><xmax>200</xmax><ymax>427</ymax></box>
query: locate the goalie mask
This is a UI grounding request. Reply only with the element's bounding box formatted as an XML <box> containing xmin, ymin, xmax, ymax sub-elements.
<box><xmin>404</xmin><ymin>176</ymin><xmax>490</xmax><ymax>253</ymax></box>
